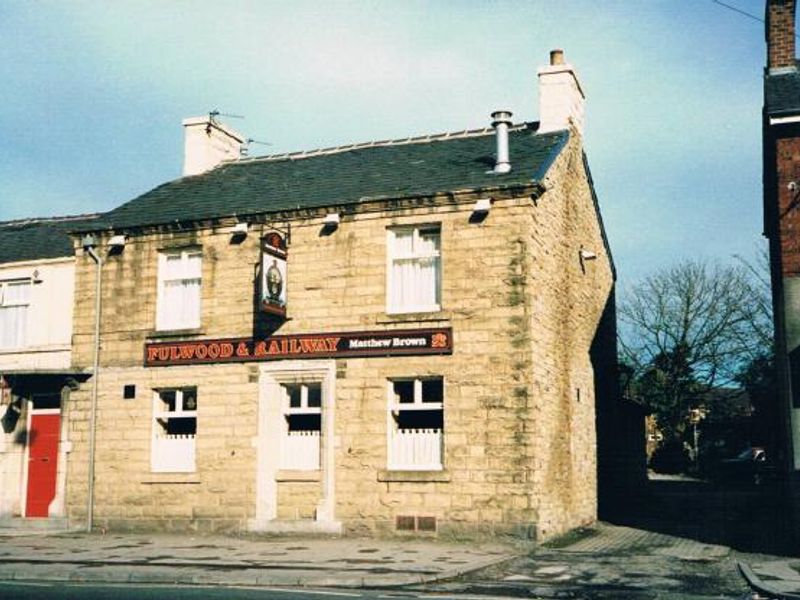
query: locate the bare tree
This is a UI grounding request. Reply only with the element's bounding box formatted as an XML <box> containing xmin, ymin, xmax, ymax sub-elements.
<box><xmin>734</xmin><ymin>249</ymin><xmax>774</xmax><ymax>355</ymax></box>
<box><xmin>619</xmin><ymin>258</ymin><xmax>772</xmax><ymax>442</ymax></box>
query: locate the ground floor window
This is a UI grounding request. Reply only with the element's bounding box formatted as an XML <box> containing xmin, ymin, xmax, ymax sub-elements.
<box><xmin>152</xmin><ymin>387</ymin><xmax>197</xmax><ymax>473</ymax></box>
<box><xmin>388</xmin><ymin>377</ymin><xmax>443</xmax><ymax>470</ymax></box>
<box><xmin>280</xmin><ymin>382</ymin><xmax>321</xmax><ymax>470</ymax></box>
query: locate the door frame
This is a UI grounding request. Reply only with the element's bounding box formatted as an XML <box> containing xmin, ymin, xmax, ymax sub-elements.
<box><xmin>249</xmin><ymin>360</ymin><xmax>340</xmax><ymax>533</ymax></box>
<box><xmin>21</xmin><ymin>390</ymin><xmax>69</xmax><ymax>519</ymax></box>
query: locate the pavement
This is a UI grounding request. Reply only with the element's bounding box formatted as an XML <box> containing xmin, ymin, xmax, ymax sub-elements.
<box><xmin>431</xmin><ymin>522</ymin><xmax>753</xmax><ymax>599</ymax></box>
<box><xmin>0</xmin><ymin>528</ymin><xmax>514</xmax><ymax>589</ymax></box>
<box><xmin>0</xmin><ymin>506</ymin><xmax>797</xmax><ymax>598</ymax></box>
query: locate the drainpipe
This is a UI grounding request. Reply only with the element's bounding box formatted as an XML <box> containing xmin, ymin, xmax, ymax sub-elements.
<box><xmin>81</xmin><ymin>234</ymin><xmax>102</xmax><ymax>533</ymax></box>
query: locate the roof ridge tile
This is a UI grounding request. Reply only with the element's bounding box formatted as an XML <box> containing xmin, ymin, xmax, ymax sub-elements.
<box><xmin>232</xmin><ymin>122</ymin><xmax>536</xmax><ymax>166</ymax></box>
<box><xmin>0</xmin><ymin>212</ymin><xmax>102</xmax><ymax>228</ymax></box>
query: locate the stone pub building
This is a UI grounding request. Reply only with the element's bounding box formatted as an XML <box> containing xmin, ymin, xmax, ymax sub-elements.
<box><xmin>63</xmin><ymin>51</ymin><xmax>620</xmax><ymax>541</ymax></box>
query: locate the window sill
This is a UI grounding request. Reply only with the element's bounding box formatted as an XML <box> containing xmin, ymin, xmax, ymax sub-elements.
<box><xmin>378</xmin><ymin>469</ymin><xmax>450</xmax><ymax>482</ymax></box>
<box><xmin>0</xmin><ymin>344</ymin><xmax>70</xmax><ymax>355</ymax></box>
<box><xmin>146</xmin><ymin>328</ymin><xmax>205</xmax><ymax>340</ymax></box>
<box><xmin>377</xmin><ymin>310</ymin><xmax>450</xmax><ymax>325</ymax></box>
<box><xmin>276</xmin><ymin>469</ymin><xmax>321</xmax><ymax>482</ymax></box>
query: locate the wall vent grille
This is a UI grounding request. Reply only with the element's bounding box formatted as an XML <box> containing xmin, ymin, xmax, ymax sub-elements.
<box><xmin>395</xmin><ymin>515</ymin><xmax>437</xmax><ymax>532</ymax></box>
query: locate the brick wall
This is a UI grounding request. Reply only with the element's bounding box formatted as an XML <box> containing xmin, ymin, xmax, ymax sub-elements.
<box><xmin>776</xmin><ymin>136</ymin><xmax>800</xmax><ymax>276</ymax></box>
<box><xmin>768</xmin><ymin>0</ymin><xmax>797</xmax><ymax>70</ymax></box>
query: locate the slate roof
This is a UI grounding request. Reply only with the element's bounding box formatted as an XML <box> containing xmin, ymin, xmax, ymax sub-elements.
<box><xmin>82</xmin><ymin>123</ymin><xmax>568</xmax><ymax>231</ymax></box>
<box><xmin>765</xmin><ymin>61</ymin><xmax>800</xmax><ymax>116</ymax></box>
<box><xmin>0</xmin><ymin>215</ymin><xmax>99</xmax><ymax>264</ymax></box>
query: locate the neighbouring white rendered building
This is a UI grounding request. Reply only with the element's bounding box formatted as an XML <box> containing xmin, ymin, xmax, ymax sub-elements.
<box><xmin>0</xmin><ymin>215</ymin><xmax>95</xmax><ymax>525</ymax></box>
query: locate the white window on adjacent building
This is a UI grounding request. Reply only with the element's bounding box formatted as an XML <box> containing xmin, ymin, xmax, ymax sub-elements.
<box><xmin>0</xmin><ymin>280</ymin><xmax>31</xmax><ymax>350</ymax></box>
<box><xmin>280</xmin><ymin>382</ymin><xmax>321</xmax><ymax>471</ymax></box>
<box><xmin>387</xmin><ymin>377</ymin><xmax>444</xmax><ymax>471</ymax></box>
<box><xmin>156</xmin><ymin>249</ymin><xmax>202</xmax><ymax>330</ymax></box>
<box><xmin>387</xmin><ymin>226</ymin><xmax>441</xmax><ymax>314</ymax></box>
<box><xmin>152</xmin><ymin>387</ymin><xmax>197</xmax><ymax>473</ymax></box>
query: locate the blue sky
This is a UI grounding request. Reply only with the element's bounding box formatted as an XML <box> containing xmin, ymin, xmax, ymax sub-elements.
<box><xmin>0</xmin><ymin>1</ymin><xmax>767</xmax><ymax>284</ymax></box>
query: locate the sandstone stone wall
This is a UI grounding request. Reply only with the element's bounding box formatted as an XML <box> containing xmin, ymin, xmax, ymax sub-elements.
<box><xmin>526</xmin><ymin>130</ymin><xmax>615</xmax><ymax>540</ymax></box>
<box><xmin>67</xmin><ymin>130</ymin><xmax>615</xmax><ymax>540</ymax></box>
<box><xmin>65</xmin><ymin>363</ymin><xmax>257</xmax><ymax>532</ymax></box>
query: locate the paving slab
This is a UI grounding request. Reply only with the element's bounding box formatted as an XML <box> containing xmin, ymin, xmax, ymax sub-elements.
<box><xmin>421</xmin><ymin>523</ymin><xmax>750</xmax><ymax>599</ymax></box>
<box><xmin>555</xmin><ymin>523</ymin><xmax>730</xmax><ymax>560</ymax></box>
<box><xmin>0</xmin><ymin>521</ymin><xmax>777</xmax><ymax>597</ymax></box>
<box><xmin>739</xmin><ymin>560</ymin><xmax>800</xmax><ymax>600</ymax></box>
<box><xmin>753</xmin><ymin>561</ymin><xmax>800</xmax><ymax>581</ymax></box>
<box><xmin>0</xmin><ymin>531</ymin><xmax>513</xmax><ymax>588</ymax></box>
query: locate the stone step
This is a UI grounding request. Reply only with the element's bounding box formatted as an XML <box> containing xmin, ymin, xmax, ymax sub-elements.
<box><xmin>0</xmin><ymin>516</ymin><xmax>71</xmax><ymax>532</ymax></box>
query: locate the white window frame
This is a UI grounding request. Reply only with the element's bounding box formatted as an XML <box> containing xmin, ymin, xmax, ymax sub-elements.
<box><xmin>387</xmin><ymin>377</ymin><xmax>444</xmax><ymax>471</ymax></box>
<box><xmin>151</xmin><ymin>387</ymin><xmax>197</xmax><ymax>473</ymax></box>
<box><xmin>386</xmin><ymin>225</ymin><xmax>441</xmax><ymax>314</ymax></box>
<box><xmin>0</xmin><ymin>279</ymin><xmax>31</xmax><ymax>350</ymax></box>
<box><xmin>280</xmin><ymin>382</ymin><xmax>322</xmax><ymax>471</ymax></box>
<box><xmin>156</xmin><ymin>249</ymin><xmax>202</xmax><ymax>331</ymax></box>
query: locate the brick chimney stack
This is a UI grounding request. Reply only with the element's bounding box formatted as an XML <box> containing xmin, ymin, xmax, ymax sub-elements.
<box><xmin>767</xmin><ymin>0</ymin><xmax>797</xmax><ymax>72</ymax></box>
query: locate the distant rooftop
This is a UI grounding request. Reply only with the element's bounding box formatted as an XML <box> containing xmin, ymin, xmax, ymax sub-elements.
<box><xmin>765</xmin><ymin>61</ymin><xmax>800</xmax><ymax>117</ymax></box>
<box><xmin>0</xmin><ymin>214</ymin><xmax>100</xmax><ymax>264</ymax></box>
<box><xmin>81</xmin><ymin>122</ymin><xmax>569</xmax><ymax>232</ymax></box>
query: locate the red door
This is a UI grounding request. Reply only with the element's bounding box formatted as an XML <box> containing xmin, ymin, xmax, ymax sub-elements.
<box><xmin>26</xmin><ymin>412</ymin><xmax>60</xmax><ymax>517</ymax></box>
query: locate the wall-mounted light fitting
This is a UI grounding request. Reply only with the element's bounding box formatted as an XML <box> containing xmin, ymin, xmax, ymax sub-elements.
<box><xmin>81</xmin><ymin>234</ymin><xmax>96</xmax><ymax>250</ymax></box>
<box><xmin>31</xmin><ymin>269</ymin><xmax>43</xmax><ymax>284</ymax></box>
<box><xmin>469</xmin><ymin>197</ymin><xmax>492</xmax><ymax>224</ymax></box>
<box><xmin>472</xmin><ymin>198</ymin><xmax>492</xmax><ymax>214</ymax></box>
<box><xmin>579</xmin><ymin>248</ymin><xmax>597</xmax><ymax>273</ymax></box>
<box><xmin>321</xmin><ymin>213</ymin><xmax>340</xmax><ymax>234</ymax></box>
<box><xmin>230</xmin><ymin>221</ymin><xmax>249</xmax><ymax>245</ymax></box>
<box><xmin>231</xmin><ymin>221</ymin><xmax>249</xmax><ymax>235</ymax></box>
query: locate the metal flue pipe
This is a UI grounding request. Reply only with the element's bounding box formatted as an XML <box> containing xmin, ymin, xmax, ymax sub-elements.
<box><xmin>491</xmin><ymin>110</ymin><xmax>513</xmax><ymax>174</ymax></box>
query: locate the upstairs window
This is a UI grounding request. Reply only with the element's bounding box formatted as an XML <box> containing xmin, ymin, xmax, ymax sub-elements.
<box><xmin>156</xmin><ymin>249</ymin><xmax>202</xmax><ymax>330</ymax></box>
<box><xmin>388</xmin><ymin>377</ymin><xmax>444</xmax><ymax>471</ymax></box>
<box><xmin>387</xmin><ymin>226</ymin><xmax>441</xmax><ymax>314</ymax></box>
<box><xmin>152</xmin><ymin>387</ymin><xmax>197</xmax><ymax>473</ymax></box>
<box><xmin>0</xmin><ymin>280</ymin><xmax>31</xmax><ymax>350</ymax></box>
<box><xmin>280</xmin><ymin>382</ymin><xmax>322</xmax><ymax>471</ymax></box>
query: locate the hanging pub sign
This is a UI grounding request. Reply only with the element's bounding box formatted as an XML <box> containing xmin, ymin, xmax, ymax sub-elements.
<box><xmin>260</xmin><ymin>231</ymin><xmax>287</xmax><ymax>317</ymax></box>
<box><xmin>144</xmin><ymin>327</ymin><xmax>453</xmax><ymax>367</ymax></box>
